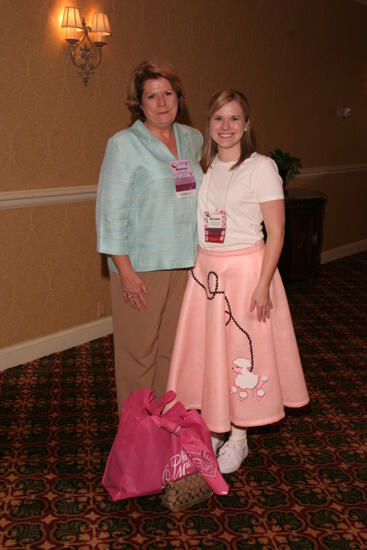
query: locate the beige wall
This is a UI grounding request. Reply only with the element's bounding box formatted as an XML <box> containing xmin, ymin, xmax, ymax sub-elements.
<box><xmin>1</xmin><ymin>0</ymin><xmax>366</xmax><ymax>348</ymax></box>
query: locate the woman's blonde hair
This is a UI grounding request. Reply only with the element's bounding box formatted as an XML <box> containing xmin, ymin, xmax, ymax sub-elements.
<box><xmin>200</xmin><ymin>89</ymin><xmax>256</xmax><ymax>173</ymax></box>
<box><xmin>126</xmin><ymin>60</ymin><xmax>184</xmax><ymax>121</ymax></box>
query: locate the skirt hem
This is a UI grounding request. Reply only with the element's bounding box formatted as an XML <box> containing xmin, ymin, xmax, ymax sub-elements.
<box><xmin>284</xmin><ymin>398</ymin><xmax>310</xmax><ymax>408</ymax></box>
<box><xmin>183</xmin><ymin>405</ymin><xmax>287</xmax><ymax>432</ymax></box>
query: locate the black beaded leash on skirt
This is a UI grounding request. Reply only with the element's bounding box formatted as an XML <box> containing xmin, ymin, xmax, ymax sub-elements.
<box><xmin>190</xmin><ymin>269</ymin><xmax>254</xmax><ymax>372</ymax></box>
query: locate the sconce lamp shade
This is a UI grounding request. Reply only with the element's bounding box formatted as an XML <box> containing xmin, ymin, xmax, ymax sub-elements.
<box><xmin>90</xmin><ymin>12</ymin><xmax>111</xmax><ymax>45</ymax></box>
<box><xmin>61</xmin><ymin>7</ymin><xmax>83</xmax><ymax>30</ymax></box>
<box><xmin>91</xmin><ymin>13</ymin><xmax>111</xmax><ymax>36</ymax></box>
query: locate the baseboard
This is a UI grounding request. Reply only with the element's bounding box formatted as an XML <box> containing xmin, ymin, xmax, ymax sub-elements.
<box><xmin>1</xmin><ymin>238</ymin><xmax>367</xmax><ymax>372</ymax></box>
<box><xmin>0</xmin><ymin>316</ymin><xmax>113</xmax><ymax>372</ymax></box>
<box><xmin>321</xmin><ymin>238</ymin><xmax>367</xmax><ymax>264</ymax></box>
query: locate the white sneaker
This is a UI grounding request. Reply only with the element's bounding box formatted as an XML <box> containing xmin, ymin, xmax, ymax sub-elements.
<box><xmin>211</xmin><ymin>435</ymin><xmax>225</xmax><ymax>456</ymax></box>
<box><xmin>217</xmin><ymin>440</ymin><xmax>249</xmax><ymax>474</ymax></box>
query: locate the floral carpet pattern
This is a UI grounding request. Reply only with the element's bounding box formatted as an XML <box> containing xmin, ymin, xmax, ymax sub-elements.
<box><xmin>1</xmin><ymin>252</ymin><xmax>367</xmax><ymax>549</ymax></box>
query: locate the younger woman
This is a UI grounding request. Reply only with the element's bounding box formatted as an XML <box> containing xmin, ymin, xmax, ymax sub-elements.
<box><xmin>167</xmin><ymin>89</ymin><xmax>309</xmax><ymax>474</ymax></box>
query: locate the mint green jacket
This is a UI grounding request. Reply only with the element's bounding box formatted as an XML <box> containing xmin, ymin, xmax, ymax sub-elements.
<box><xmin>96</xmin><ymin>120</ymin><xmax>203</xmax><ymax>273</ymax></box>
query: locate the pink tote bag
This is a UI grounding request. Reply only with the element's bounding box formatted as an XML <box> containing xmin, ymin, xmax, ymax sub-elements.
<box><xmin>102</xmin><ymin>388</ymin><xmax>229</xmax><ymax>500</ymax></box>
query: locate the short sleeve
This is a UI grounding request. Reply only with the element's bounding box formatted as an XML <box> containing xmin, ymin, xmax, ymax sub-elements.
<box><xmin>253</xmin><ymin>157</ymin><xmax>284</xmax><ymax>203</ymax></box>
<box><xmin>96</xmin><ymin>135</ymin><xmax>133</xmax><ymax>256</ymax></box>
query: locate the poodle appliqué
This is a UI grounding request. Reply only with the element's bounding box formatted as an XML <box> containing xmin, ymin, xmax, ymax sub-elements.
<box><xmin>231</xmin><ymin>357</ymin><xmax>268</xmax><ymax>400</ymax></box>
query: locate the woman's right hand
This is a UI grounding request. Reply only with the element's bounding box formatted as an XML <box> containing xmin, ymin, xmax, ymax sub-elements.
<box><xmin>120</xmin><ymin>271</ymin><xmax>149</xmax><ymax>311</ymax></box>
<box><xmin>112</xmin><ymin>255</ymin><xmax>149</xmax><ymax>311</ymax></box>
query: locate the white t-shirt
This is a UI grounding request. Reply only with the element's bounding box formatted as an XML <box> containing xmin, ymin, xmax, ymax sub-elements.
<box><xmin>198</xmin><ymin>152</ymin><xmax>284</xmax><ymax>249</ymax></box>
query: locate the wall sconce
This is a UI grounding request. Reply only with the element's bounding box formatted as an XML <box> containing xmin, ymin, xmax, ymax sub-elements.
<box><xmin>61</xmin><ymin>6</ymin><xmax>111</xmax><ymax>87</ymax></box>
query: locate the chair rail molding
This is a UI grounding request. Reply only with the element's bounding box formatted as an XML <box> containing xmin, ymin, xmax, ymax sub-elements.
<box><xmin>0</xmin><ymin>185</ymin><xmax>98</xmax><ymax>210</ymax></box>
<box><xmin>298</xmin><ymin>163</ymin><xmax>367</xmax><ymax>179</ymax></box>
<box><xmin>0</xmin><ymin>163</ymin><xmax>366</xmax><ymax>210</ymax></box>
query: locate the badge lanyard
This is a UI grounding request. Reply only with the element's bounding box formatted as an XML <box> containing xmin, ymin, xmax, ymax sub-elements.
<box><xmin>204</xmin><ymin>159</ymin><xmax>236</xmax><ymax>243</ymax></box>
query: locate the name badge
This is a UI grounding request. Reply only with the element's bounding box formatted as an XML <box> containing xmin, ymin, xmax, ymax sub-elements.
<box><xmin>204</xmin><ymin>209</ymin><xmax>226</xmax><ymax>243</ymax></box>
<box><xmin>170</xmin><ymin>160</ymin><xmax>197</xmax><ymax>199</ymax></box>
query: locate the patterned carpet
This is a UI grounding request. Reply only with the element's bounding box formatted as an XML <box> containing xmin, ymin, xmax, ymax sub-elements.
<box><xmin>1</xmin><ymin>251</ymin><xmax>367</xmax><ymax>549</ymax></box>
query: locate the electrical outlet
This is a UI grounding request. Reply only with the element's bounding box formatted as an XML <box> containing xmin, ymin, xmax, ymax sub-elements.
<box><xmin>337</xmin><ymin>106</ymin><xmax>351</xmax><ymax>118</ymax></box>
<box><xmin>97</xmin><ymin>301</ymin><xmax>105</xmax><ymax>317</ymax></box>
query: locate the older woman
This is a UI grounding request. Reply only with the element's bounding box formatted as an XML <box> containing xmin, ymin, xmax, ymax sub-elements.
<box><xmin>96</xmin><ymin>60</ymin><xmax>202</xmax><ymax>413</ymax></box>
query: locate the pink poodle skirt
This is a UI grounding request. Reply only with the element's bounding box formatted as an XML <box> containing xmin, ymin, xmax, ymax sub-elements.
<box><xmin>167</xmin><ymin>242</ymin><xmax>309</xmax><ymax>432</ymax></box>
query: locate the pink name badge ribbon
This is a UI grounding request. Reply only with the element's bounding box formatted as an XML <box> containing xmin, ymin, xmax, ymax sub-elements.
<box><xmin>170</xmin><ymin>160</ymin><xmax>197</xmax><ymax>199</ymax></box>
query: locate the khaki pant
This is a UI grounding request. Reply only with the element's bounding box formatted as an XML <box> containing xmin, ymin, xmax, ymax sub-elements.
<box><xmin>110</xmin><ymin>269</ymin><xmax>189</xmax><ymax>414</ymax></box>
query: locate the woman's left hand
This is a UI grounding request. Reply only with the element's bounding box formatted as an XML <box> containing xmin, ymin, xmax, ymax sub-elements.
<box><xmin>250</xmin><ymin>284</ymin><xmax>273</xmax><ymax>322</ymax></box>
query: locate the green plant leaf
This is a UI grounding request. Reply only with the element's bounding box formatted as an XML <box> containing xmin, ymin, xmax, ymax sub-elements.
<box><xmin>269</xmin><ymin>148</ymin><xmax>302</xmax><ymax>186</ymax></box>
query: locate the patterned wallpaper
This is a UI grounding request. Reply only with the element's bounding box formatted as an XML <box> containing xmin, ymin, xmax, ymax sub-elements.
<box><xmin>0</xmin><ymin>203</ymin><xmax>111</xmax><ymax>348</ymax></box>
<box><xmin>1</xmin><ymin>0</ymin><xmax>366</xmax><ymax>348</ymax></box>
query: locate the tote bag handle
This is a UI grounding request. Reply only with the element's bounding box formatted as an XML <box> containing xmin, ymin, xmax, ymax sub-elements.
<box><xmin>144</xmin><ymin>390</ymin><xmax>176</xmax><ymax>416</ymax></box>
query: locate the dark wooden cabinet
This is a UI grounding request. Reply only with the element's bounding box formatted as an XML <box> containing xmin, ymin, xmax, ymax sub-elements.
<box><xmin>278</xmin><ymin>189</ymin><xmax>327</xmax><ymax>283</ymax></box>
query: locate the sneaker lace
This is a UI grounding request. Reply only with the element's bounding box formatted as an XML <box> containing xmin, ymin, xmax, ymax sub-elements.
<box><xmin>220</xmin><ymin>441</ymin><xmax>239</xmax><ymax>456</ymax></box>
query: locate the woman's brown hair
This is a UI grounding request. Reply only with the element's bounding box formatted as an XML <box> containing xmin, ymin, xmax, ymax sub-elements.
<box><xmin>127</xmin><ymin>60</ymin><xmax>184</xmax><ymax>121</ymax></box>
<box><xmin>200</xmin><ymin>89</ymin><xmax>256</xmax><ymax>173</ymax></box>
